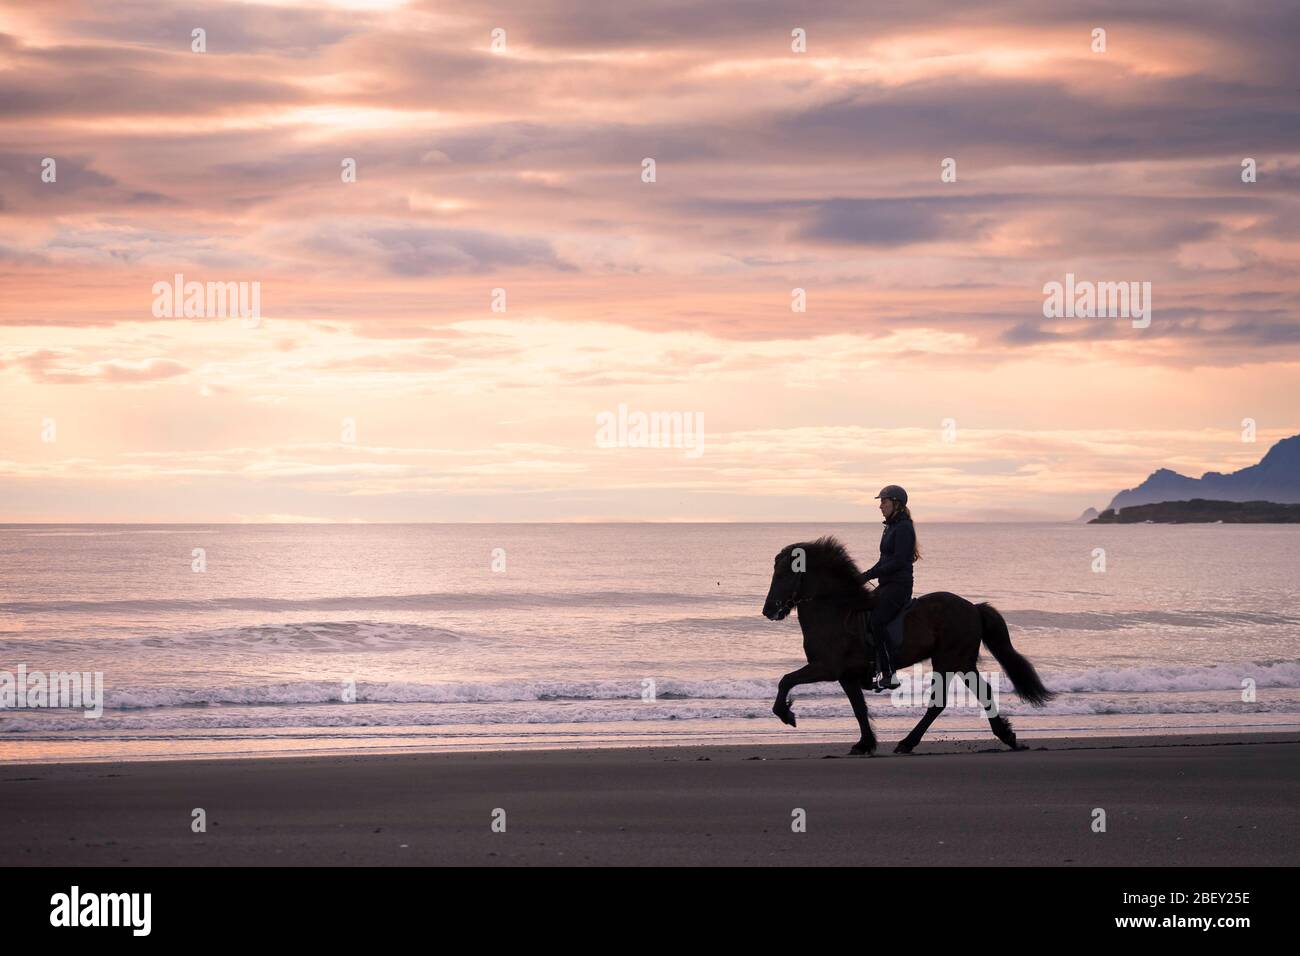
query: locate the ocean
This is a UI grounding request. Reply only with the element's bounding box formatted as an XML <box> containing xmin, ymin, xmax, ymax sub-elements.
<box><xmin>1</xmin><ymin>522</ymin><xmax>1297</xmax><ymax>762</ymax></box>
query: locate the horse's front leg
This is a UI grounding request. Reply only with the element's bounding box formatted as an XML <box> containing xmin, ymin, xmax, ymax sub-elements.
<box><xmin>839</xmin><ymin>678</ymin><xmax>876</xmax><ymax>755</ymax></box>
<box><xmin>772</xmin><ymin>662</ymin><xmax>838</xmax><ymax>727</ymax></box>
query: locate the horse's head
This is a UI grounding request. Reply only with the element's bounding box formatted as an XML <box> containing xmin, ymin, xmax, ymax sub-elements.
<box><xmin>762</xmin><ymin>536</ymin><xmax>865</xmax><ymax>621</ymax></box>
<box><xmin>762</xmin><ymin>544</ymin><xmax>804</xmax><ymax>620</ymax></box>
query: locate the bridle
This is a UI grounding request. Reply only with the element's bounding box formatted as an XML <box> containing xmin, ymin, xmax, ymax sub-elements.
<box><xmin>773</xmin><ymin>565</ymin><xmax>874</xmax><ymax>631</ymax></box>
<box><xmin>775</xmin><ymin>567</ymin><xmax>835</xmax><ymax>617</ymax></box>
<box><xmin>772</xmin><ymin>569</ymin><xmax>807</xmax><ymax>617</ymax></box>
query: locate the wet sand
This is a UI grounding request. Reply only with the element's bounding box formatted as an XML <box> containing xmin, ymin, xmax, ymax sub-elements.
<box><xmin>2</xmin><ymin>732</ymin><xmax>1296</xmax><ymax>866</ymax></box>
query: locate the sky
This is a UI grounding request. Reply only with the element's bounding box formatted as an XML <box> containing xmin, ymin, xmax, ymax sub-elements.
<box><xmin>1</xmin><ymin>0</ymin><xmax>1298</xmax><ymax>522</ymax></box>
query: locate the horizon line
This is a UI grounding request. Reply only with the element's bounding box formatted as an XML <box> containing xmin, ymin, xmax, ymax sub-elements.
<box><xmin>0</xmin><ymin>518</ymin><xmax>1083</xmax><ymax>526</ymax></box>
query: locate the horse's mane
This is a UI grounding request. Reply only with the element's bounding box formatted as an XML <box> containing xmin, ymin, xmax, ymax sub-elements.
<box><xmin>804</xmin><ymin>535</ymin><xmax>867</xmax><ymax>591</ymax></box>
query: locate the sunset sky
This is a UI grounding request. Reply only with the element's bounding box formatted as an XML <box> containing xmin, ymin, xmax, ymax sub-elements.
<box><xmin>2</xmin><ymin>0</ymin><xmax>1298</xmax><ymax>522</ymax></box>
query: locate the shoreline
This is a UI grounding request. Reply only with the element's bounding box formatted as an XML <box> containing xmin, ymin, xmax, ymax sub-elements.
<box><xmin>5</xmin><ymin>721</ymin><xmax>1300</xmax><ymax>767</ymax></box>
<box><xmin>4</xmin><ymin>730</ymin><xmax>1297</xmax><ymax>866</ymax></box>
<box><xmin>5</xmin><ymin>723</ymin><xmax>1294</xmax><ymax>770</ymax></box>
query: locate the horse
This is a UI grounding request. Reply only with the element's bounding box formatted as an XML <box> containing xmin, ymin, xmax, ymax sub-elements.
<box><xmin>761</xmin><ymin>535</ymin><xmax>1055</xmax><ymax>755</ymax></box>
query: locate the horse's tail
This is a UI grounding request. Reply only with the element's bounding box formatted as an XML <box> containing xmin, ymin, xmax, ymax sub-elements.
<box><xmin>977</xmin><ymin>602</ymin><xmax>1055</xmax><ymax>706</ymax></box>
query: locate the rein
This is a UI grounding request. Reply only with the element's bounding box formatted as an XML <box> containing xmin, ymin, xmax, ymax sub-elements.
<box><xmin>776</xmin><ymin>572</ymin><xmax>873</xmax><ymax>630</ymax></box>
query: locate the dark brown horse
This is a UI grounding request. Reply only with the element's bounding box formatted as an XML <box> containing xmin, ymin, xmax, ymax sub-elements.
<box><xmin>761</xmin><ymin>536</ymin><xmax>1055</xmax><ymax>755</ymax></box>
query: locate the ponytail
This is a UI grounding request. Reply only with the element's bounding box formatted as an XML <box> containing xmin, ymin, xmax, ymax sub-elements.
<box><xmin>894</xmin><ymin>504</ymin><xmax>921</xmax><ymax>562</ymax></box>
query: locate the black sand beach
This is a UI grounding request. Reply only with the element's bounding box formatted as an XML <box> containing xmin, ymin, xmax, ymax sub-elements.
<box><xmin>2</xmin><ymin>732</ymin><xmax>1296</xmax><ymax>866</ymax></box>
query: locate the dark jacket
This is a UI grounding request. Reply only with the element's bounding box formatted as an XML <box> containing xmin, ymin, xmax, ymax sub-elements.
<box><xmin>860</xmin><ymin>515</ymin><xmax>915</xmax><ymax>586</ymax></box>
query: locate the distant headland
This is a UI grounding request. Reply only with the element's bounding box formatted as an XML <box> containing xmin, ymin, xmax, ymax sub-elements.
<box><xmin>1106</xmin><ymin>435</ymin><xmax>1300</xmax><ymax>511</ymax></box>
<box><xmin>1078</xmin><ymin>435</ymin><xmax>1300</xmax><ymax>523</ymax></box>
<box><xmin>1090</xmin><ymin>499</ymin><xmax>1300</xmax><ymax>523</ymax></box>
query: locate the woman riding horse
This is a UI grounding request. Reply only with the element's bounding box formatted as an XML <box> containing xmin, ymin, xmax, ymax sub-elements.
<box><xmin>859</xmin><ymin>484</ymin><xmax>919</xmax><ymax>692</ymax></box>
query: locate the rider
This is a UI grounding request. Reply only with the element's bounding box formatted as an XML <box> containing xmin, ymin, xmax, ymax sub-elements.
<box><xmin>858</xmin><ymin>485</ymin><xmax>918</xmax><ymax>692</ymax></box>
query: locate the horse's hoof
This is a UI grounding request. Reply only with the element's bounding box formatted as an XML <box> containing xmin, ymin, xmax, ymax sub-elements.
<box><xmin>849</xmin><ymin>741</ymin><xmax>875</xmax><ymax>756</ymax></box>
<box><xmin>894</xmin><ymin>742</ymin><xmax>914</xmax><ymax>754</ymax></box>
<box><xmin>772</xmin><ymin>705</ymin><xmax>797</xmax><ymax>727</ymax></box>
<box><xmin>1009</xmin><ymin>740</ymin><xmax>1029</xmax><ymax>751</ymax></box>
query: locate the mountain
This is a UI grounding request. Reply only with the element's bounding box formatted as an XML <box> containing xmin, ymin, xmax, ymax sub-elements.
<box><xmin>1075</xmin><ymin>507</ymin><xmax>1099</xmax><ymax>523</ymax></box>
<box><xmin>1107</xmin><ymin>435</ymin><xmax>1300</xmax><ymax>511</ymax></box>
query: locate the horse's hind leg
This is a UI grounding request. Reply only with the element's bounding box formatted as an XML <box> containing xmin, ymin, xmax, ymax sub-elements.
<box><xmin>895</xmin><ymin>671</ymin><xmax>948</xmax><ymax>754</ymax></box>
<box><xmin>966</xmin><ymin>670</ymin><xmax>1027</xmax><ymax>751</ymax></box>
<box><xmin>839</xmin><ymin>679</ymin><xmax>876</xmax><ymax>755</ymax></box>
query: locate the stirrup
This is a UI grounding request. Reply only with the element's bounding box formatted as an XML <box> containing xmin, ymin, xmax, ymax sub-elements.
<box><xmin>873</xmin><ymin>640</ymin><xmax>899</xmax><ymax>692</ymax></box>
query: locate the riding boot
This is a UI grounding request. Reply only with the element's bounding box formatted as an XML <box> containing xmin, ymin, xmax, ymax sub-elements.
<box><xmin>873</xmin><ymin>637</ymin><xmax>899</xmax><ymax>693</ymax></box>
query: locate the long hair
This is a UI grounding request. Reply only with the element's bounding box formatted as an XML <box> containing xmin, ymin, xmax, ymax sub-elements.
<box><xmin>893</xmin><ymin>504</ymin><xmax>921</xmax><ymax>562</ymax></box>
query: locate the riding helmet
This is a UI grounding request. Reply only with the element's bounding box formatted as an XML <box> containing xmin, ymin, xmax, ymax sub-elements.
<box><xmin>874</xmin><ymin>484</ymin><xmax>908</xmax><ymax>506</ymax></box>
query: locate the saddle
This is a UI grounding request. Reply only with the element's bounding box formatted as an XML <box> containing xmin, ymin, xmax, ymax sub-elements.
<box><xmin>847</xmin><ymin>597</ymin><xmax>918</xmax><ymax>658</ymax></box>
